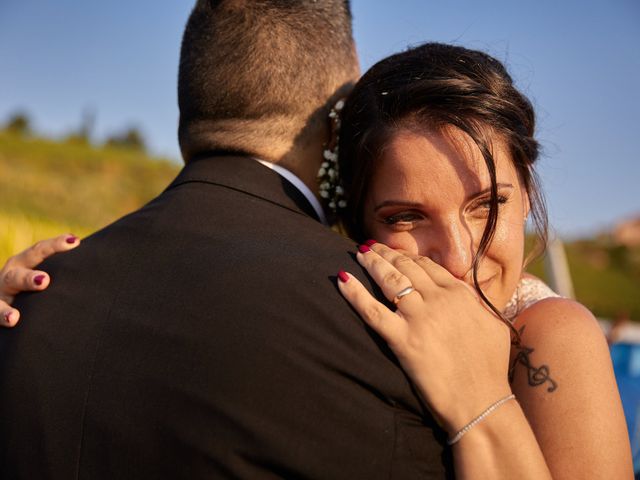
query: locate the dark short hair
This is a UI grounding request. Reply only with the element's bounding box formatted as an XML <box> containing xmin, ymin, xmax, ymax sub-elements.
<box><xmin>178</xmin><ymin>0</ymin><xmax>358</xmax><ymax>162</ymax></box>
<box><xmin>338</xmin><ymin>42</ymin><xmax>548</xmax><ymax>336</ymax></box>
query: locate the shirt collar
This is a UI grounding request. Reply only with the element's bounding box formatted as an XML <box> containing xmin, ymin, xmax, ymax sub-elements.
<box><xmin>256</xmin><ymin>159</ymin><xmax>328</xmax><ymax>226</ymax></box>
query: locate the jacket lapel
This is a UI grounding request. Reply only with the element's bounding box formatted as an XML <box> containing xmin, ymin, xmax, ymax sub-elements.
<box><xmin>166</xmin><ymin>155</ymin><xmax>321</xmax><ymax>222</ymax></box>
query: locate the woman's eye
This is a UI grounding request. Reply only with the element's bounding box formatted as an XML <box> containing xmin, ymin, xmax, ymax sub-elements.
<box><xmin>475</xmin><ymin>195</ymin><xmax>508</xmax><ymax>211</ymax></box>
<box><xmin>382</xmin><ymin>212</ymin><xmax>422</xmax><ymax>226</ymax></box>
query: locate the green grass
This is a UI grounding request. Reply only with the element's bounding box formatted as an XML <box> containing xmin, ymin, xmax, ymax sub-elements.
<box><xmin>0</xmin><ymin>131</ymin><xmax>179</xmax><ymax>257</ymax></box>
<box><xmin>526</xmin><ymin>239</ymin><xmax>640</xmax><ymax>320</ymax></box>
<box><xmin>0</xmin><ymin>211</ymin><xmax>91</xmax><ymax>261</ymax></box>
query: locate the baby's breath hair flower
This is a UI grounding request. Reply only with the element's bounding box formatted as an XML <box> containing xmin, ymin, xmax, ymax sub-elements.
<box><xmin>317</xmin><ymin>98</ymin><xmax>347</xmax><ymax>218</ymax></box>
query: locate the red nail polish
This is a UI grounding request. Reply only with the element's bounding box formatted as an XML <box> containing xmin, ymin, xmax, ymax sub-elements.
<box><xmin>358</xmin><ymin>244</ymin><xmax>371</xmax><ymax>254</ymax></box>
<box><xmin>337</xmin><ymin>270</ymin><xmax>350</xmax><ymax>283</ymax></box>
<box><xmin>364</xmin><ymin>239</ymin><xmax>377</xmax><ymax>247</ymax></box>
<box><xmin>66</xmin><ymin>235</ymin><xmax>77</xmax><ymax>244</ymax></box>
<box><xmin>34</xmin><ymin>274</ymin><xmax>45</xmax><ymax>286</ymax></box>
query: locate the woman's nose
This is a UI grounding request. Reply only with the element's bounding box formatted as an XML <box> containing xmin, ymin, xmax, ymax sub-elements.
<box><xmin>423</xmin><ymin>223</ymin><xmax>473</xmax><ymax>280</ymax></box>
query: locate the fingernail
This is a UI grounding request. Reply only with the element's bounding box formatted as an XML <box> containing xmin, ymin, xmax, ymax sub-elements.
<box><xmin>66</xmin><ymin>235</ymin><xmax>78</xmax><ymax>244</ymax></box>
<box><xmin>358</xmin><ymin>244</ymin><xmax>371</xmax><ymax>254</ymax></box>
<box><xmin>4</xmin><ymin>312</ymin><xmax>13</xmax><ymax>325</ymax></box>
<box><xmin>34</xmin><ymin>274</ymin><xmax>45</xmax><ymax>286</ymax></box>
<box><xmin>337</xmin><ymin>270</ymin><xmax>350</xmax><ymax>283</ymax></box>
<box><xmin>364</xmin><ymin>239</ymin><xmax>377</xmax><ymax>247</ymax></box>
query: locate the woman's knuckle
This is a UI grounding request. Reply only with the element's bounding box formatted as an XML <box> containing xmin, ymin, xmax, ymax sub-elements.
<box><xmin>367</xmin><ymin>255</ymin><xmax>384</xmax><ymax>269</ymax></box>
<box><xmin>35</xmin><ymin>241</ymin><xmax>54</xmax><ymax>258</ymax></box>
<box><xmin>393</xmin><ymin>256</ymin><xmax>413</xmax><ymax>268</ymax></box>
<box><xmin>363</xmin><ymin>303</ymin><xmax>384</xmax><ymax>324</ymax></box>
<box><xmin>382</xmin><ymin>270</ymin><xmax>405</xmax><ymax>286</ymax></box>
<box><xmin>415</xmin><ymin>255</ymin><xmax>434</xmax><ymax>269</ymax></box>
<box><xmin>406</xmin><ymin>334</ymin><xmax>425</xmax><ymax>352</ymax></box>
<box><xmin>31</xmin><ymin>240</ymin><xmax>45</xmax><ymax>254</ymax></box>
<box><xmin>3</xmin><ymin>256</ymin><xmax>17</xmax><ymax>270</ymax></box>
<box><xmin>2</xmin><ymin>269</ymin><xmax>16</xmax><ymax>288</ymax></box>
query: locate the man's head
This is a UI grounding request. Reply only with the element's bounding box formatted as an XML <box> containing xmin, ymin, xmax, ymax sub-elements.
<box><xmin>178</xmin><ymin>0</ymin><xmax>359</xmax><ymax>172</ymax></box>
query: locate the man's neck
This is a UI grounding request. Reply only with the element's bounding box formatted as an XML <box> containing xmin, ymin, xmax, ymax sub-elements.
<box><xmin>249</xmin><ymin>128</ymin><xmax>327</xmax><ymax>210</ymax></box>
<box><xmin>256</xmin><ymin>159</ymin><xmax>328</xmax><ymax>225</ymax></box>
<box><xmin>277</xmin><ymin>145</ymin><xmax>324</xmax><ymax>203</ymax></box>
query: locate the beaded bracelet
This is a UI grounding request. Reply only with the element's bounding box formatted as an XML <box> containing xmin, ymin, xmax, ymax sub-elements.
<box><xmin>447</xmin><ymin>394</ymin><xmax>516</xmax><ymax>445</ymax></box>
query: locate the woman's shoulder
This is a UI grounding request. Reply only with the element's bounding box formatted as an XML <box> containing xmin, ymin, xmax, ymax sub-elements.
<box><xmin>510</xmin><ymin>276</ymin><xmax>607</xmax><ymax>374</ymax></box>
<box><xmin>512</xmin><ymin>296</ymin><xmax>609</xmax><ymax>390</ymax></box>
<box><xmin>507</xmin><ymin>275</ymin><xmax>602</xmax><ymax>335</ymax></box>
<box><xmin>515</xmin><ymin>296</ymin><xmax>604</xmax><ymax>344</ymax></box>
<box><xmin>503</xmin><ymin>274</ymin><xmax>561</xmax><ymax>322</ymax></box>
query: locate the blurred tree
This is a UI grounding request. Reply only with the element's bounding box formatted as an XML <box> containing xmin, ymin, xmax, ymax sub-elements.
<box><xmin>609</xmin><ymin>244</ymin><xmax>631</xmax><ymax>273</ymax></box>
<box><xmin>4</xmin><ymin>111</ymin><xmax>32</xmax><ymax>136</ymax></box>
<box><xmin>78</xmin><ymin>107</ymin><xmax>96</xmax><ymax>143</ymax></box>
<box><xmin>105</xmin><ymin>127</ymin><xmax>146</xmax><ymax>152</ymax></box>
<box><xmin>64</xmin><ymin>108</ymin><xmax>96</xmax><ymax>146</ymax></box>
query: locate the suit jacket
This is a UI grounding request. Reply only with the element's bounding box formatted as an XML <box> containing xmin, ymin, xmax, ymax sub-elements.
<box><xmin>0</xmin><ymin>156</ymin><xmax>453</xmax><ymax>479</ymax></box>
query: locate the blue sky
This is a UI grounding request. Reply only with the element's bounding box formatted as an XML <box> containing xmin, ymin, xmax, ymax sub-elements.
<box><xmin>1</xmin><ymin>0</ymin><xmax>639</xmax><ymax>238</ymax></box>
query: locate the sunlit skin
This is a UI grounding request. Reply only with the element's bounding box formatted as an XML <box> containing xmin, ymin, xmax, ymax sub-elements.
<box><xmin>363</xmin><ymin>125</ymin><xmax>530</xmax><ymax>311</ymax></box>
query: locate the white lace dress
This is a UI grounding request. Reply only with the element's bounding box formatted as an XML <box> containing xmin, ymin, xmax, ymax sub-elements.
<box><xmin>503</xmin><ymin>276</ymin><xmax>561</xmax><ymax>323</ymax></box>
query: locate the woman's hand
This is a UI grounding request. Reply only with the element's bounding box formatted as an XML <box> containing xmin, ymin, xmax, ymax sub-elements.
<box><xmin>338</xmin><ymin>241</ymin><xmax>512</xmax><ymax>436</ymax></box>
<box><xmin>1</xmin><ymin>234</ymin><xmax>80</xmax><ymax>327</ymax></box>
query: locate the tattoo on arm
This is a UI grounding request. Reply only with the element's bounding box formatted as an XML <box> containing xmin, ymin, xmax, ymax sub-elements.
<box><xmin>509</xmin><ymin>325</ymin><xmax>558</xmax><ymax>393</ymax></box>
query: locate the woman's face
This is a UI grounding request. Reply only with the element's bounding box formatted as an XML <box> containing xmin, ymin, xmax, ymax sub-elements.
<box><xmin>362</xmin><ymin>126</ymin><xmax>530</xmax><ymax>310</ymax></box>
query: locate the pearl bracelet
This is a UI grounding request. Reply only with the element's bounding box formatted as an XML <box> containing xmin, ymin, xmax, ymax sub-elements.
<box><xmin>447</xmin><ymin>394</ymin><xmax>516</xmax><ymax>446</ymax></box>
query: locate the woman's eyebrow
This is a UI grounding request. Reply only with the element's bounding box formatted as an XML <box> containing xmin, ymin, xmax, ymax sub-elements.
<box><xmin>373</xmin><ymin>183</ymin><xmax>515</xmax><ymax>212</ymax></box>
<box><xmin>373</xmin><ymin>200</ymin><xmax>423</xmax><ymax>212</ymax></box>
<box><xmin>466</xmin><ymin>183</ymin><xmax>514</xmax><ymax>202</ymax></box>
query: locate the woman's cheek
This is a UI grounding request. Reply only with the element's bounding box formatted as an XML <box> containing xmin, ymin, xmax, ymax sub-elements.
<box><xmin>491</xmin><ymin>217</ymin><xmax>526</xmax><ymax>276</ymax></box>
<box><xmin>395</xmin><ymin>234</ymin><xmax>423</xmax><ymax>256</ymax></box>
<box><xmin>377</xmin><ymin>229</ymin><xmax>421</xmax><ymax>255</ymax></box>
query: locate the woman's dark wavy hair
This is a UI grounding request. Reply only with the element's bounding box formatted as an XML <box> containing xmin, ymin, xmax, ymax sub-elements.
<box><xmin>338</xmin><ymin>42</ymin><xmax>548</xmax><ymax>341</ymax></box>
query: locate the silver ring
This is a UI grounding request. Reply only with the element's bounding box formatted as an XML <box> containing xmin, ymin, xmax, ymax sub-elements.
<box><xmin>393</xmin><ymin>286</ymin><xmax>415</xmax><ymax>305</ymax></box>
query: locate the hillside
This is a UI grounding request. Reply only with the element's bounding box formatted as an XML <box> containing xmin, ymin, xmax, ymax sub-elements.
<box><xmin>1</xmin><ymin>131</ymin><xmax>639</xmax><ymax>320</ymax></box>
<box><xmin>0</xmin><ymin>131</ymin><xmax>179</xmax><ymax>258</ymax></box>
<box><xmin>527</xmin><ymin>239</ymin><xmax>640</xmax><ymax>320</ymax></box>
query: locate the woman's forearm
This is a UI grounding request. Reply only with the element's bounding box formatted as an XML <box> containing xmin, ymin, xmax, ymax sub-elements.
<box><xmin>452</xmin><ymin>400</ymin><xmax>552</xmax><ymax>480</ymax></box>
